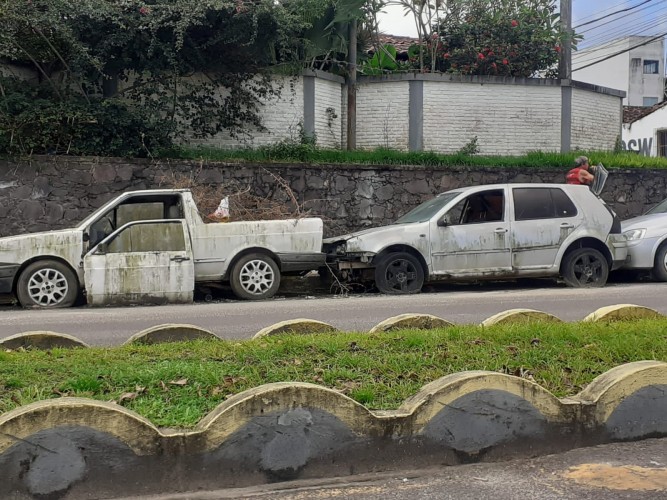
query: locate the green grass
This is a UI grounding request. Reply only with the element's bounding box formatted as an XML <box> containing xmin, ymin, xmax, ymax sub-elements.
<box><xmin>1</xmin><ymin>320</ymin><xmax>666</xmax><ymax>429</ymax></box>
<box><xmin>160</xmin><ymin>145</ymin><xmax>667</xmax><ymax>170</ymax></box>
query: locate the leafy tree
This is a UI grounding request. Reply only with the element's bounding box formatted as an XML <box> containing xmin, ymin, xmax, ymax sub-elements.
<box><xmin>394</xmin><ymin>0</ymin><xmax>567</xmax><ymax>77</ymax></box>
<box><xmin>0</xmin><ymin>0</ymin><xmax>366</xmax><ymax>154</ymax></box>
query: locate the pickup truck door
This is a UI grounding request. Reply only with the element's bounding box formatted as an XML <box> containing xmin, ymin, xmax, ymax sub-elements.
<box><xmin>83</xmin><ymin>220</ymin><xmax>194</xmax><ymax>306</ymax></box>
<box><xmin>430</xmin><ymin>188</ymin><xmax>512</xmax><ymax>275</ymax></box>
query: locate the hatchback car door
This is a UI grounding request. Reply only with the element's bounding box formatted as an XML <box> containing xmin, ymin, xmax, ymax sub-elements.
<box><xmin>510</xmin><ymin>187</ymin><xmax>583</xmax><ymax>270</ymax></box>
<box><xmin>430</xmin><ymin>188</ymin><xmax>512</xmax><ymax>275</ymax></box>
<box><xmin>83</xmin><ymin>220</ymin><xmax>194</xmax><ymax>306</ymax></box>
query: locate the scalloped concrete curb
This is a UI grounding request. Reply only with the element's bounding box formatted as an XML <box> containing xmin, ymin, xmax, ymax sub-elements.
<box><xmin>1</xmin><ymin>361</ymin><xmax>665</xmax><ymax>498</ymax></box>
<box><xmin>2</xmin><ymin>305</ymin><xmax>664</xmax><ymax>350</ymax></box>
<box><xmin>253</xmin><ymin>319</ymin><xmax>337</xmax><ymax>338</ymax></box>
<box><xmin>0</xmin><ymin>331</ymin><xmax>90</xmax><ymax>350</ymax></box>
<box><xmin>369</xmin><ymin>313</ymin><xmax>454</xmax><ymax>333</ymax></box>
<box><xmin>582</xmin><ymin>304</ymin><xmax>665</xmax><ymax>323</ymax></box>
<box><xmin>481</xmin><ymin>309</ymin><xmax>563</xmax><ymax>327</ymax></box>
<box><xmin>123</xmin><ymin>324</ymin><xmax>219</xmax><ymax>345</ymax></box>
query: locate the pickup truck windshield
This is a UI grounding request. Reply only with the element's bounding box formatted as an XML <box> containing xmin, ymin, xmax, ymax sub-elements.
<box><xmin>394</xmin><ymin>192</ymin><xmax>461</xmax><ymax>224</ymax></box>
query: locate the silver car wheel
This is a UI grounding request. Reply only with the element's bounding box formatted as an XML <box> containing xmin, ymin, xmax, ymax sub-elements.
<box><xmin>27</xmin><ymin>268</ymin><xmax>70</xmax><ymax>306</ymax></box>
<box><xmin>238</xmin><ymin>259</ymin><xmax>276</xmax><ymax>295</ymax></box>
<box><xmin>230</xmin><ymin>253</ymin><xmax>281</xmax><ymax>300</ymax></box>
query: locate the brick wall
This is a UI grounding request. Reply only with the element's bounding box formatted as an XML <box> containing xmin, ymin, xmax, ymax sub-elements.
<box><xmin>187</xmin><ymin>77</ymin><xmax>305</xmax><ymax>149</ymax></box>
<box><xmin>423</xmin><ymin>82</ymin><xmax>562</xmax><ymax>155</ymax></box>
<box><xmin>571</xmin><ymin>87</ymin><xmax>622</xmax><ymax>151</ymax></box>
<box><xmin>355</xmin><ymin>81</ymin><xmax>410</xmax><ymax>150</ymax></box>
<box><xmin>314</xmin><ymin>78</ymin><xmax>343</xmax><ymax>148</ymax></box>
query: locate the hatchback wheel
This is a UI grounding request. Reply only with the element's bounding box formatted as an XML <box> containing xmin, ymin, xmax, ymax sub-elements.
<box><xmin>562</xmin><ymin>248</ymin><xmax>609</xmax><ymax>288</ymax></box>
<box><xmin>374</xmin><ymin>252</ymin><xmax>424</xmax><ymax>294</ymax></box>
<box><xmin>653</xmin><ymin>244</ymin><xmax>667</xmax><ymax>282</ymax></box>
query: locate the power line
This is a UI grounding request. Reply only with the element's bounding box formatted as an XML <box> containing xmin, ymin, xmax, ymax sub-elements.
<box><xmin>575</xmin><ymin>12</ymin><xmax>667</xmax><ymax>54</ymax></box>
<box><xmin>573</xmin><ymin>31</ymin><xmax>667</xmax><ymax>72</ymax></box>
<box><xmin>577</xmin><ymin>0</ymin><xmax>667</xmax><ymax>36</ymax></box>
<box><xmin>574</xmin><ymin>0</ymin><xmax>657</xmax><ymax>29</ymax></box>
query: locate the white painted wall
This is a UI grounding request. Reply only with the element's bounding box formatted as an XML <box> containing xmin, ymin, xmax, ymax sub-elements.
<box><xmin>355</xmin><ymin>81</ymin><xmax>410</xmax><ymax>150</ymax></box>
<box><xmin>573</xmin><ymin>36</ymin><xmax>664</xmax><ymax>106</ymax></box>
<box><xmin>622</xmin><ymin>104</ymin><xmax>667</xmax><ymax>157</ymax></box>
<box><xmin>314</xmin><ymin>78</ymin><xmax>343</xmax><ymax>148</ymax></box>
<box><xmin>422</xmin><ymin>82</ymin><xmax>561</xmax><ymax>155</ymax></box>
<box><xmin>186</xmin><ymin>76</ymin><xmax>305</xmax><ymax>149</ymax></box>
<box><xmin>571</xmin><ymin>88</ymin><xmax>622</xmax><ymax>151</ymax></box>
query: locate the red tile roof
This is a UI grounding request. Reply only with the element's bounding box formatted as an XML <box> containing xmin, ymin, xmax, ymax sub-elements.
<box><xmin>377</xmin><ymin>34</ymin><xmax>420</xmax><ymax>53</ymax></box>
<box><xmin>624</xmin><ymin>101</ymin><xmax>667</xmax><ymax>124</ymax></box>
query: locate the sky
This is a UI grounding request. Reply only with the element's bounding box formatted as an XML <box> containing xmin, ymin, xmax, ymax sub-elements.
<box><xmin>376</xmin><ymin>0</ymin><xmax>667</xmax><ymax>47</ymax></box>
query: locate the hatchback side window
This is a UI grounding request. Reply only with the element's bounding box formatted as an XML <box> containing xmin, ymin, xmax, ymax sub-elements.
<box><xmin>513</xmin><ymin>188</ymin><xmax>578</xmax><ymax>220</ymax></box>
<box><xmin>446</xmin><ymin>190</ymin><xmax>505</xmax><ymax>225</ymax></box>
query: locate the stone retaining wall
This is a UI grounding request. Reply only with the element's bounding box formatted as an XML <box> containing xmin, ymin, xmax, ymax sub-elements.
<box><xmin>1</xmin><ymin>156</ymin><xmax>666</xmax><ymax>238</ymax></box>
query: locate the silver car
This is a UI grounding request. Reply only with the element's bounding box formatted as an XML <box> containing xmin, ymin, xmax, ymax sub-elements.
<box><xmin>621</xmin><ymin>198</ymin><xmax>667</xmax><ymax>281</ymax></box>
<box><xmin>324</xmin><ymin>183</ymin><xmax>627</xmax><ymax>294</ymax></box>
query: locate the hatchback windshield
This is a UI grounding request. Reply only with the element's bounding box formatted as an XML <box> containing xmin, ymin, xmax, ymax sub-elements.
<box><xmin>394</xmin><ymin>192</ymin><xmax>461</xmax><ymax>224</ymax></box>
<box><xmin>647</xmin><ymin>198</ymin><xmax>667</xmax><ymax>215</ymax></box>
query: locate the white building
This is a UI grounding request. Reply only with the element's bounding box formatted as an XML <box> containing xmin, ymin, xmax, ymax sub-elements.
<box><xmin>572</xmin><ymin>36</ymin><xmax>665</xmax><ymax>107</ymax></box>
<box><xmin>623</xmin><ymin>102</ymin><xmax>667</xmax><ymax>156</ymax></box>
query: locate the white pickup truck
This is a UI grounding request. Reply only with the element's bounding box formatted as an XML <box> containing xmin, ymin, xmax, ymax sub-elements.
<box><xmin>0</xmin><ymin>189</ymin><xmax>325</xmax><ymax>307</ymax></box>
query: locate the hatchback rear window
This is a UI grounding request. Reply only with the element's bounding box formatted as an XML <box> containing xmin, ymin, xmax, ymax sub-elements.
<box><xmin>513</xmin><ymin>188</ymin><xmax>577</xmax><ymax>220</ymax></box>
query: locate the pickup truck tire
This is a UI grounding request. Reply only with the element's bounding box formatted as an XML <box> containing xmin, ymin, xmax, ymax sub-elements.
<box><xmin>230</xmin><ymin>253</ymin><xmax>281</xmax><ymax>300</ymax></box>
<box><xmin>653</xmin><ymin>243</ymin><xmax>667</xmax><ymax>282</ymax></box>
<box><xmin>562</xmin><ymin>248</ymin><xmax>609</xmax><ymax>288</ymax></box>
<box><xmin>16</xmin><ymin>260</ymin><xmax>79</xmax><ymax>308</ymax></box>
<box><xmin>374</xmin><ymin>252</ymin><xmax>424</xmax><ymax>295</ymax></box>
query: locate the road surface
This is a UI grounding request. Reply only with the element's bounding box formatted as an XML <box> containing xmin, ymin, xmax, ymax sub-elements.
<box><xmin>1</xmin><ymin>281</ymin><xmax>666</xmax><ymax>346</ymax></box>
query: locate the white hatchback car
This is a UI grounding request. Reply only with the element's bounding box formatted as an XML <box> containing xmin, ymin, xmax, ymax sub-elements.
<box><xmin>324</xmin><ymin>183</ymin><xmax>627</xmax><ymax>294</ymax></box>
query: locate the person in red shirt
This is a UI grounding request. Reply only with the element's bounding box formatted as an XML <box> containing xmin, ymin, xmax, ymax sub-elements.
<box><xmin>566</xmin><ymin>156</ymin><xmax>595</xmax><ymax>185</ymax></box>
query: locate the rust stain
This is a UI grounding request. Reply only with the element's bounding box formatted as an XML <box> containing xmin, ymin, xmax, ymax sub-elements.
<box><xmin>563</xmin><ymin>464</ymin><xmax>667</xmax><ymax>491</ymax></box>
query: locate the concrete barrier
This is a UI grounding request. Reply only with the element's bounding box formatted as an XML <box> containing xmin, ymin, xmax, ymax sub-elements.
<box><xmin>124</xmin><ymin>324</ymin><xmax>219</xmax><ymax>345</ymax></box>
<box><xmin>0</xmin><ymin>331</ymin><xmax>90</xmax><ymax>350</ymax></box>
<box><xmin>369</xmin><ymin>313</ymin><xmax>454</xmax><ymax>333</ymax></box>
<box><xmin>1</xmin><ymin>361</ymin><xmax>665</xmax><ymax>498</ymax></box>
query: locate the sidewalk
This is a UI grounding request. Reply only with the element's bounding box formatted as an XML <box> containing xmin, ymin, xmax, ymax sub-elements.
<box><xmin>133</xmin><ymin>438</ymin><xmax>667</xmax><ymax>500</ymax></box>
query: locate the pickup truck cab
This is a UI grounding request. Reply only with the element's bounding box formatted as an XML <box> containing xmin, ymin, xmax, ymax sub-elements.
<box><xmin>0</xmin><ymin>189</ymin><xmax>324</xmax><ymax>307</ymax></box>
<box><xmin>323</xmin><ymin>183</ymin><xmax>627</xmax><ymax>294</ymax></box>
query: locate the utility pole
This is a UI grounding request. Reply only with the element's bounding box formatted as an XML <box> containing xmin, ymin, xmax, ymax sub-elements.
<box><xmin>559</xmin><ymin>0</ymin><xmax>572</xmax><ymax>80</ymax></box>
<box><xmin>560</xmin><ymin>0</ymin><xmax>573</xmax><ymax>153</ymax></box>
<box><xmin>347</xmin><ymin>19</ymin><xmax>357</xmax><ymax>151</ymax></box>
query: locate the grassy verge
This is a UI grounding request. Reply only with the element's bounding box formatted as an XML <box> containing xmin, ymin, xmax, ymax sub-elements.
<box><xmin>1</xmin><ymin>320</ymin><xmax>666</xmax><ymax>429</ymax></box>
<box><xmin>162</xmin><ymin>146</ymin><xmax>667</xmax><ymax>170</ymax></box>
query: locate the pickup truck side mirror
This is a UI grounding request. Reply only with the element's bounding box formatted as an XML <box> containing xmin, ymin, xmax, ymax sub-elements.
<box><xmin>437</xmin><ymin>217</ymin><xmax>449</xmax><ymax>227</ymax></box>
<box><xmin>96</xmin><ymin>243</ymin><xmax>108</xmax><ymax>254</ymax></box>
<box><xmin>83</xmin><ymin>232</ymin><xmax>90</xmax><ymax>242</ymax></box>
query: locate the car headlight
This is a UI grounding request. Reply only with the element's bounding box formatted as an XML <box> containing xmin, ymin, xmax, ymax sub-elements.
<box><xmin>623</xmin><ymin>228</ymin><xmax>646</xmax><ymax>241</ymax></box>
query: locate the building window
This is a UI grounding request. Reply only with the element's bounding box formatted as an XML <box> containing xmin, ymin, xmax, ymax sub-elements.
<box><xmin>658</xmin><ymin>130</ymin><xmax>667</xmax><ymax>158</ymax></box>
<box><xmin>643</xmin><ymin>60</ymin><xmax>659</xmax><ymax>74</ymax></box>
<box><xmin>643</xmin><ymin>97</ymin><xmax>659</xmax><ymax>107</ymax></box>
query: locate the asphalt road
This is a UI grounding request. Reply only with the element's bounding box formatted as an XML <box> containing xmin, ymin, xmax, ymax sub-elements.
<box><xmin>127</xmin><ymin>438</ymin><xmax>667</xmax><ymax>499</ymax></box>
<box><xmin>1</xmin><ymin>280</ymin><xmax>666</xmax><ymax>346</ymax></box>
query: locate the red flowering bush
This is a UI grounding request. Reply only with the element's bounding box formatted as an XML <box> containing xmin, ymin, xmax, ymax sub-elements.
<box><xmin>408</xmin><ymin>0</ymin><xmax>567</xmax><ymax>78</ymax></box>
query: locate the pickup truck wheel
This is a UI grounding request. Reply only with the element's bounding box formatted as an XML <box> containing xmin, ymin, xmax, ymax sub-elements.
<box><xmin>16</xmin><ymin>260</ymin><xmax>79</xmax><ymax>308</ymax></box>
<box><xmin>652</xmin><ymin>243</ymin><xmax>667</xmax><ymax>282</ymax></box>
<box><xmin>562</xmin><ymin>248</ymin><xmax>609</xmax><ymax>288</ymax></box>
<box><xmin>374</xmin><ymin>252</ymin><xmax>424</xmax><ymax>295</ymax></box>
<box><xmin>230</xmin><ymin>253</ymin><xmax>281</xmax><ymax>300</ymax></box>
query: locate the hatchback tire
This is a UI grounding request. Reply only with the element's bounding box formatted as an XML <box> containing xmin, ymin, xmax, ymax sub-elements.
<box><xmin>374</xmin><ymin>252</ymin><xmax>424</xmax><ymax>295</ymax></box>
<box><xmin>653</xmin><ymin>243</ymin><xmax>667</xmax><ymax>282</ymax></box>
<box><xmin>562</xmin><ymin>248</ymin><xmax>609</xmax><ymax>288</ymax></box>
